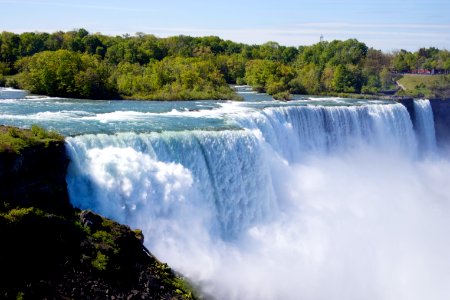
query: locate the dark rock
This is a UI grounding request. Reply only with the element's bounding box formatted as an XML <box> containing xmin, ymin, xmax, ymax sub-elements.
<box><xmin>80</xmin><ymin>210</ymin><xmax>103</xmax><ymax>231</ymax></box>
<box><xmin>0</xmin><ymin>127</ymin><xmax>196</xmax><ymax>299</ymax></box>
<box><xmin>398</xmin><ymin>98</ymin><xmax>450</xmax><ymax>149</ymax></box>
<box><xmin>429</xmin><ymin>99</ymin><xmax>450</xmax><ymax>148</ymax></box>
<box><xmin>0</xmin><ymin>138</ymin><xmax>72</xmax><ymax>215</ymax></box>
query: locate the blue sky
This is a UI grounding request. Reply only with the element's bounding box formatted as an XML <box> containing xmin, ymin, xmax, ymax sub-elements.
<box><xmin>1</xmin><ymin>0</ymin><xmax>449</xmax><ymax>51</ymax></box>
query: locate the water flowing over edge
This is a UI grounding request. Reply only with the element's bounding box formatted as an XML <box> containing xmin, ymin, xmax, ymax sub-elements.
<box><xmin>65</xmin><ymin>101</ymin><xmax>450</xmax><ymax>300</ymax></box>
<box><xmin>66</xmin><ymin>103</ymin><xmax>420</xmax><ymax>237</ymax></box>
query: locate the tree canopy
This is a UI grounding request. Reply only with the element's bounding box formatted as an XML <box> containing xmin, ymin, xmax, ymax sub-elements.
<box><xmin>1</xmin><ymin>29</ymin><xmax>449</xmax><ymax>100</ymax></box>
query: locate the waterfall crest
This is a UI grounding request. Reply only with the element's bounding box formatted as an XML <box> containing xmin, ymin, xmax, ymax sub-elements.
<box><xmin>66</xmin><ymin>103</ymin><xmax>422</xmax><ymax>239</ymax></box>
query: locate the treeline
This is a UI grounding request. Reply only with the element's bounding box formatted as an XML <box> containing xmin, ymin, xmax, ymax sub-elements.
<box><xmin>1</xmin><ymin>29</ymin><xmax>449</xmax><ymax>100</ymax></box>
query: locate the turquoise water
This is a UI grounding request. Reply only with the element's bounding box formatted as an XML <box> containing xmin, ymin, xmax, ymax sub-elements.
<box><xmin>0</xmin><ymin>86</ymin><xmax>393</xmax><ymax>136</ymax></box>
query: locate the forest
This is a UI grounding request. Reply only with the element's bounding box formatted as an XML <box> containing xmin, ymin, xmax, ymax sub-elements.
<box><xmin>1</xmin><ymin>29</ymin><xmax>449</xmax><ymax>100</ymax></box>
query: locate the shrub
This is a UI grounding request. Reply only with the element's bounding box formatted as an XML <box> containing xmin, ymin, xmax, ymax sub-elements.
<box><xmin>92</xmin><ymin>251</ymin><xmax>109</xmax><ymax>271</ymax></box>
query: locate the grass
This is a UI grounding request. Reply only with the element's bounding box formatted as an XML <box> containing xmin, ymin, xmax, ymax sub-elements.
<box><xmin>0</xmin><ymin>125</ymin><xmax>64</xmax><ymax>154</ymax></box>
<box><xmin>397</xmin><ymin>74</ymin><xmax>448</xmax><ymax>98</ymax></box>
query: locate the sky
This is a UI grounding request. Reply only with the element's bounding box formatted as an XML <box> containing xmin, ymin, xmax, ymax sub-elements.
<box><xmin>1</xmin><ymin>0</ymin><xmax>449</xmax><ymax>51</ymax></box>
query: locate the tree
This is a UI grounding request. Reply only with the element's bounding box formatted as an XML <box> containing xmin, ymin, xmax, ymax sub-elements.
<box><xmin>82</xmin><ymin>35</ymin><xmax>105</xmax><ymax>56</ymax></box>
<box><xmin>392</xmin><ymin>50</ymin><xmax>417</xmax><ymax>72</ymax></box>
<box><xmin>295</xmin><ymin>63</ymin><xmax>323</xmax><ymax>94</ymax></box>
<box><xmin>0</xmin><ymin>32</ymin><xmax>21</xmax><ymax>71</ymax></box>
<box><xmin>17</xmin><ymin>50</ymin><xmax>116</xmax><ymax>99</ymax></box>
<box><xmin>332</xmin><ymin>64</ymin><xmax>362</xmax><ymax>93</ymax></box>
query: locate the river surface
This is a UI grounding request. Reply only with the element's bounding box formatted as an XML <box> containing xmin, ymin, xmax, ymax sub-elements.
<box><xmin>0</xmin><ymin>86</ymin><xmax>392</xmax><ymax>135</ymax></box>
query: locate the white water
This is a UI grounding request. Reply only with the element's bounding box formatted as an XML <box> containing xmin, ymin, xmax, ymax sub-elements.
<box><xmin>66</xmin><ymin>102</ymin><xmax>450</xmax><ymax>299</ymax></box>
<box><xmin>413</xmin><ymin>99</ymin><xmax>437</xmax><ymax>155</ymax></box>
<box><xmin>0</xmin><ymin>87</ymin><xmax>29</xmax><ymax>99</ymax></box>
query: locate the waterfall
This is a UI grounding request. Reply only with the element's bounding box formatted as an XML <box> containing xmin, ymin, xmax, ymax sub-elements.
<box><xmin>66</xmin><ymin>103</ymin><xmax>418</xmax><ymax>239</ymax></box>
<box><xmin>232</xmin><ymin>103</ymin><xmax>417</xmax><ymax>161</ymax></box>
<box><xmin>65</xmin><ymin>102</ymin><xmax>450</xmax><ymax>300</ymax></box>
<box><xmin>66</xmin><ymin>130</ymin><xmax>278</xmax><ymax>239</ymax></box>
<box><xmin>413</xmin><ymin>99</ymin><xmax>437</xmax><ymax>154</ymax></box>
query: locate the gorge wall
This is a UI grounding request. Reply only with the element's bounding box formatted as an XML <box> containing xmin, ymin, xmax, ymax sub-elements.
<box><xmin>430</xmin><ymin>100</ymin><xmax>450</xmax><ymax>148</ymax></box>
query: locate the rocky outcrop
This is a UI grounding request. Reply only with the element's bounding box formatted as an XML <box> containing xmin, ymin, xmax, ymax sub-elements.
<box><xmin>0</xmin><ymin>127</ymin><xmax>195</xmax><ymax>299</ymax></box>
<box><xmin>0</xmin><ymin>138</ymin><xmax>72</xmax><ymax>214</ymax></box>
<box><xmin>0</xmin><ymin>208</ymin><xmax>195</xmax><ymax>299</ymax></box>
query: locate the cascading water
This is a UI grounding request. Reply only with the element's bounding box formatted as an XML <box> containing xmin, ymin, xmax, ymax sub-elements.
<box><xmin>64</xmin><ymin>100</ymin><xmax>449</xmax><ymax>300</ymax></box>
<box><xmin>66</xmin><ymin>103</ymin><xmax>417</xmax><ymax>238</ymax></box>
<box><xmin>413</xmin><ymin>99</ymin><xmax>437</xmax><ymax>154</ymax></box>
<box><xmin>233</xmin><ymin>103</ymin><xmax>417</xmax><ymax>161</ymax></box>
<box><xmin>66</xmin><ymin>130</ymin><xmax>277</xmax><ymax>239</ymax></box>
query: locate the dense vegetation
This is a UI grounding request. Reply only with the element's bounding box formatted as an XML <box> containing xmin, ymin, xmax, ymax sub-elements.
<box><xmin>1</xmin><ymin>29</ymin><xmax>449</xmax><ymax>100</ymax></box>
<box><xmin>0</xmin><ymin>126</ymin><xmax>196</xmax><ymax>299</ymax></box>
<box><xmin>0</xmin><ymin>124</ymin><xmax>63</xmax><ymax>153</ymax></box>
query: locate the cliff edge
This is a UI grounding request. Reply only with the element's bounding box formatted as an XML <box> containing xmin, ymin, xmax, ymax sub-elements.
<box><xmin>0</xmin><ymin>126</ymin><xmax>195</xmax><ymax>299</ymax></box>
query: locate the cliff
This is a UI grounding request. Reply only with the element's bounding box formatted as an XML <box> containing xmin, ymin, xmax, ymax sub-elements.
<box><xmin>398</xmin><ymin>99</ymin><xmax>450</xmax><ymax>148</ymax></box>
<box><xmin>0</xmin><ymin>126</ymin><xmax>71</xmax><ymax>214</ymax></box>
<box><xmin>0</xmin><ymin>126</ymin><xmax>195</xmax><ymax>299</ymax></box>
<box><xmin>429</xmin><ymin>99</ymin><xmax>450</xmax><ymax>148</ymax></box>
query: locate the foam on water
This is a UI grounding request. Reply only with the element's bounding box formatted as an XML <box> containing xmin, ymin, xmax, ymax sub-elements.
<box><xmin>413</xmin><ymin>99</ymin><xmax>437</xmax><ymax>154</ymax></box>
<box><xmin>63</xmin><ymin>101</ymin><xmax>447</xmax><ymax>299</ymax></box>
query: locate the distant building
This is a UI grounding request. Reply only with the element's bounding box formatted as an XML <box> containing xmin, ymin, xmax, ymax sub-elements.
<box><xmin>411</xmin><ymin>69</ymin><xmax>432</xmax><ymax>75</ymax></box>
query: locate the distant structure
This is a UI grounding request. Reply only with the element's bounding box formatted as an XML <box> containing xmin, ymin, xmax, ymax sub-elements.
<box><xmin>320</xmin><ymin>34</ymin><xmax>324</xmax><ymax>43</ymax></box>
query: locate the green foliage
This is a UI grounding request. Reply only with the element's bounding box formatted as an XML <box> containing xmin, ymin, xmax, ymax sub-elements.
<box><xmin>294</xmin><ymin>63</ymin><xmax>323</xmax><ymax>94</ymax></box>
<box><xmin>113</xmin><ymin>56</ymin><xmax>239</xmax><ymax>100</ymax></box>
<box><xmin>392</xmin><ymin>50</ymin><xmax>416</xmax><ymax>72</ymax></box>
<box><xmin>7</xmin><ymin>79</ymin><xmax>18</xmax><ymax>88</ymax></box>
<box><xmin>244</xmin><ymin>59</ymin><xmax>277</xmax><ymax>92</ymax></box>
<box><xmin>0</xmin><ymin>207</ymin><xmax>45</xmax><ymax>223</ymax></box>
<box><xmin>397</xmin><ymin>74</ymin><xmax>450</xmax><ymax>98</ymax></box>
<box><xmin>0</xmin><ymin>125</ymin><xmax>63</xmax><ymax>153</ymax></box>
<box><xmin>92</xmin><ymin>251</ymin><xmax>109</xmax><ymax>271</ymax></box>
<box><xmin>379</xmin><ymin>67</ymin><xmax>395</xmax><ymax>90</ymax></box>
<box><xmin>332</xmin><ymin>64</ymin><xmax>363</xmax><ymax>93</ymax></box>
<box><xmin>215</xmin><ymin>54</ymin><xmax>247</xmax><ymax>83</ymax></box>
<box><xmin>1</xmin><ymin>29</ymin><xmax>450</xmax><ymax>100</ymax></box>
<box><xmin>244</xmin><ymin>59</ymin><xmax>294</xmax><ymax>95</ymax></box>
<box><xmin>16</xmin><ymin>291</ymin><xmax>24</xmax><ymax>300</ymax></box>
<box><xmin>17</xmin><ymin>50</ymin><xmax>117</xmax><ymax>99</ymax></box>
<box><xmin>92</xmin><ymin>230</ymin><xmax>118</xmax><ymax>255</ymax></box>
<box><xmin>273</xmin><ymin>91</ymin><xmax>291</xmax><ymax>100</ymax></box>
<box><xmin>361</xmin><ymin>74</ymin><xmax>381</xmax><ymax>94</ymax></box>
<box><xmin>155</xmin><ymin>262</ymin><xmax>195</xmax><ymax>300</ymax></box>
<box><xmin>430</xmin><ymin>75</ymin><xmax>450</xmax><ymax>98</ymax></box>
<box><xmin>30</xmin><ymin>124</ymin><xmax>56</xmax><ymax>139</ymax></box>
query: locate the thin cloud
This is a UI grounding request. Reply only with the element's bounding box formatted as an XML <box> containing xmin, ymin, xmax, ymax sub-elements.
<box><xmin>297</xmin><ymin>22</ymin><xmax>450</xmax><ymax>30</ymax></box>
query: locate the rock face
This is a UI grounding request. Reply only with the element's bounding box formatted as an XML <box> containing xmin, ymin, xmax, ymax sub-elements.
<box><xmin>0</xmin><ymin>139</ymin><xmax>72</xmax><ymax>214</ymax></box>
<box><xmin>398</xmin><ymin>98</ymin><xmax>450</xmax><ymax>148</ymax></box>
<box><xmin>429</xmin><ymin>99</ymin><xmax>450</xmax><ymax>148</ymax></box>
<box><xmin>0</xmin><ymin>127</ymin><xmax>195</xmax><ymax>299</ymax></box>
<box><xmin>0</xmin><ymin>208</ymin><xmax>195</xmax><ymax>299</ymax></box>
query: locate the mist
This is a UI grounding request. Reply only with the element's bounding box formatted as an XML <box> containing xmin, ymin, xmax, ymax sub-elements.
<box><xmin>141</xmin><ymin>146</ymin><xmax>450</xmax><ymax>300</ymax></box>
